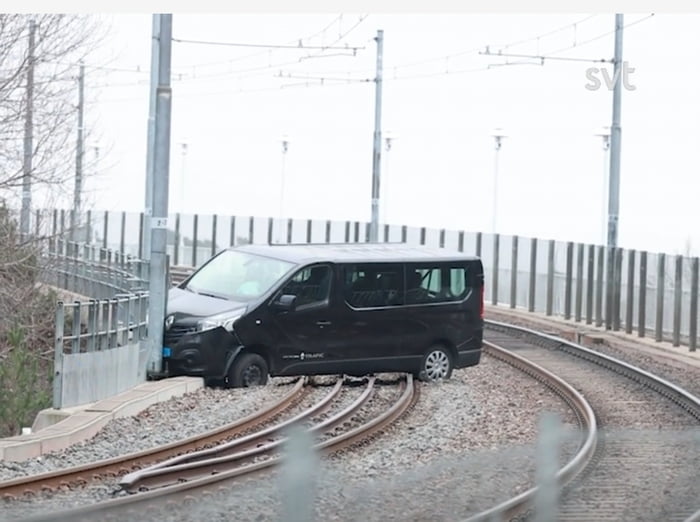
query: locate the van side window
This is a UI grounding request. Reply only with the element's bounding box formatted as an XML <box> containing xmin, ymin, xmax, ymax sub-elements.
<box><xmin>344</xmin><ymin>264</ymin><xmax>403</xmax><ymax>308</ymax></box>
<box><xmin>280</xmin><ymin>265</ymin><xmax>332</xmax><ymax>309</ymax></box>
<box><xmin>406</xmin><ymin>264</ymin><xmax>471</xmax><ymax>304</ymax></box>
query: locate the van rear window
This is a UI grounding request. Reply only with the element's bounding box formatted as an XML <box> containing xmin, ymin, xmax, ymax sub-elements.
<box><xmin>343</xmin><ymin>263</ymin><xmax>472</xmax><ymax>308</ymax></box>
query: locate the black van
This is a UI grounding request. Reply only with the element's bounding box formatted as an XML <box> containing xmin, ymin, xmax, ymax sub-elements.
<box><xmin>156</xmin><ymin>244</ymin><xmax>484</xmax><ymax>387</ymax></box>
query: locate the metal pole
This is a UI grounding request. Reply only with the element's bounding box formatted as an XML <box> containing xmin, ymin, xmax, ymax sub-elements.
<box><xmin>21</xmin><ymin>19</ymin><xmax>36</xmax><ymax>240</ymax></box>
<box><xmin>142</xmin><ymin>14</ymin><xmax>161</xmax><ymax>261</ymax></box>
<box><xmin>369</xmin><ymin>29</ymin><xmax>383</xmax><ymax>243</ymax></box>
<box><xmin>607</xmin><ymin>14</ymin><xmax>624</xmax><ymax>248</ymax></box>
<box><xmin>147</xmin><ymin>14</ymin><xmax>172</xmax><ymax>375</ymax></box>
<box><xmin>72</xmin><ymin>63</ymin><xmax>85</xmax><ymax>239</ymax></box>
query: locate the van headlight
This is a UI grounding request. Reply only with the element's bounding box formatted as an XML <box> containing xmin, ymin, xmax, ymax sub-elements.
<box><xmin>197</xmin><ymin>311</ymin><xmax>243</xmax><ymax>333</ymax></box>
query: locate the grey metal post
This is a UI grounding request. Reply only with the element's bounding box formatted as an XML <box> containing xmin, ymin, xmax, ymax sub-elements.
<box><xmin>401</xmin><ymin>225</ymin><xmax>407</xmax><ymax>244</ymax></box>
<box><xmin>546</xmin><ymin>240</ymin><xmax>555</xmax><ymax>316</ymax></box>
<box><xmin>420</xmin><ymin>227</ymin><xmax>426</xmax><ymax>245</ymax></box>
<box><xmin>458</xmin><ymin>231</ymin><xmax>464</xmax><ymax>252</ymax></box>
<box><xmin>672</xmin><ymin>255</ymin><xmax>682</xmax><ymax>347</ymax></box>
<box><xmin>613</xmin><ymin>248</ymin><xmax>623</xmax><ymax>331</ymax></box>
<box><xmin>71</xmin><ymin>302</ymin><xmax>81</xmax><ymax>354</ymax></box>
<box><xmin>110</xmin><ymin>300</ymin><xmax>119</xmax><ymax>348</ymax></box>
<box><xmin>604</xmin><ymin>247</ymin><xmax>613</xmax><ymax>329</ymax></box>
<box><xmin>384</xmin><ymin>224</ymin><xmax>390</xmax><ymax>243</ymax></box>
<box><xmin>212</xmin><ymin>215</ymin><xmax>218</xmax><ymax>257</ymax></box>
<box><xmin>325</xmin><ymin>220</ymin><xmax>331</xmax><ymax>243</ymax></box>
<box><xmin>102</xmin><ymin>211</ymin><xmax>108</xmax><ymax>249</ymax></box>
<box><xmin>625</xmin><ymin>250</ymin><xmax>635</xmax><ymax>333</ymax></box>
<box><xmin>344</xmin><ymin>221</ymin><xmax>350</xmax><ymax>243</ymax></box>
<box><xmin>528</xmin><ymin>237</ymin><xmax>537</xmax><ymax>312</ymax></box>
<box><xmin>229</xmin><ymin>215</ymin><xmax>236</xmax><ymax>246</ymax></box>
<box><xmin>306</xmin><ymin>219</ymin><xmax>312</xmax><ymax>243</ymax></box>
<box><xmin>248</xmin><ymin>216</ymin><xmax>254</xmax><ymax>243</ymax></box>
<box><xmin>142</xmin><ymin>14</ymin><xmax>161</xmax><ymax>261</ymax></box>
<box><xmin>439</xmin><ymin>229</ymin><xmax>445</xmax><ymax>248</ymax></box>
<box><xmin>72</xmin><ymin>63</ymin><xmax>85</xmax><ymax>235</ymax></box>
<box><xmin>87</xmin><ymin>300</ymin><xmax>97</xmax><ymax>352</ymax></box>
<box><xmin>147</xmin><ymin>14</ymin><xmax>173</xmax><ymax>374</ymax></box>
<box><xmin>476</xmin><ymin>232</ymin><xmax>482</xmax><ymax>257</ymax></box>
<box><xmin>369</xmin><ymin>29</ymin><xmax>384</xmax><ymax>243</ymax></box>
<box><xmin>638</xmin><ymin>251</ymin><xmax>647</xmax><ymax>337</ymax></box>
<box><xmin>606</xmin><ymin>14</ymin><xmax>624</xmax><ymax>249</ymax></box>
<box><xmin>120</xmin><ymin>211</ymin><xmax>126</xmax><ymax>254</ymax></box>
<box><xmin>53</xmin><ymin>302</ymin><xmax>65</xmax><ymax>409</ymax></box>
<box><xmin>354</xmin><ymin>221</ymin><xmax>359</xmax><ymax>242</ymax></box>
<box><xmin>100</xmin><ymin>300</ymin><xmax>110</xmax><ymax>350</ymax></box>
<box><xmin>586</xmin><ymin>245</ymin><xmax>595</xmax><ymax>324</ymax></box>
<box><xmin>287</xmin><ymin>218</ymin><xmax>293</xmax><ymax>244</ymax></box>
<box><xmin>173</xmin><ymin>213</ymin><xmax>180</xmax><ymax>265</ymax></box>
<box><xmin>575</xmin><ymin>243</ymin><xmax>584</xmax><ymax>322</ymax></box>
<box><xmin>510</xmin><ymin>235</ymin><xmax>518</xmax><ymax>309</ymax></box>
<box><xmin>86</xmin><ymin>210</ymin><xmax>92</xmax><ymax>244</ymax></box>
<box><xmin>564</xmin><ymin>242</ymin><xmax>573</xmax><ymax>320</ymax></box>
<box><xmin>192</xmin><ymin>213</ymin><xmax>198</xmax><ymax>266</ymax></box>
<box><xmin>21</xmin><ymin>19</ymin><xmax>36</xmax><ymax>239</ymax></box>
<box><xmin>689</xmin><ymin>257</ymin><xmax>698</xmax><ymax>351</ymax></box>
<box><xmin>655</xmin><ymin>254</ymin><xmax>665</xmax><ymax>342</ymax></box>
<box><xmin>492</xmin><ymin>234</ymin><xmax>499</xmax><ymax>306</ymax></box>
<box><xmin>266</xmin><ymin>217</ymin><xmax>275</xmax><ymax>244</ymax></box>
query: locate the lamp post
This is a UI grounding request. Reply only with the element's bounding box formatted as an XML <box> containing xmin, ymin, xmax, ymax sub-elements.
<box><xmin>594</xmin><ymin>126</ymin><xmax>611</xmax><ymax>245</ymax></box>
<box><xmin>490</xmin><ymin>128</ymin><xmax>507</xmax><ymax>235</ymax></box>
<box><xmin>279</xmin><ymin>135</ymin><xmax>290</xmax><ymax>219</ymax></box>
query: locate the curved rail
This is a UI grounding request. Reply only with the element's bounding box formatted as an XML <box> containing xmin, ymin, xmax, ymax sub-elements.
<box><xmin>118</xmin><ymin>375</ymin><xmax>372</xmax><ymax>490</ymax></box>
<box><xmin>464</xmin><ymin>339</ymin><xmax>598</xmax><ymax>522</ymax></box>
<box><xmin>466</xmin><ymin>319</ymin><xmax>700</xmax><ymax>522</ymax></box>
<box><xmin>0</xmin><ymin>377</ymin><xmax>306</xmax><ymax>499</ymax></box>
<box><xmin>21</xmin><ymin>374</ymin><xmax>415</xmax><ymax>522</ymax></box>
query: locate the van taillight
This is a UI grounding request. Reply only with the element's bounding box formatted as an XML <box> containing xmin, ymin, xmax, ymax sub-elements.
<box><xmin>479</xmin><ymin>284</ymin><xmax>484</xmax><ymax>319</ymax></box>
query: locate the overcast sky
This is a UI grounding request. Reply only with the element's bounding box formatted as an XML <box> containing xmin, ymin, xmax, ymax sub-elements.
<box><xmin>73</xmin><ymin>12</ymin><xmax>700</xmax><ymax>256</ymax></box>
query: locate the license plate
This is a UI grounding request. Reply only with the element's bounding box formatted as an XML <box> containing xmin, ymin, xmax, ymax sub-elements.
<box><xmin>163</xmin><ymin>347</ymin><xmax>172</xmax><ymax>357</ymax></box>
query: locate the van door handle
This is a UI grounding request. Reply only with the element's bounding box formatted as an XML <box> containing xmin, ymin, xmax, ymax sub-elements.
<box><xmin>316</xmin><ymin>320</ymin><xmax>332</xmax><ymax>326</ymax></box>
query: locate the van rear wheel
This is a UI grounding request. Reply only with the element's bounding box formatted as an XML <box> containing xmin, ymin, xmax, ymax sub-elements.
<box><xmin>418</xmin><ymin>345</ymin><xmax>453</xmax><ymax>382</ymax></box>
<box><xmin>228</xmin><ymin>353</ymin><xmax>269</xmax><ymax>388</ymax></box>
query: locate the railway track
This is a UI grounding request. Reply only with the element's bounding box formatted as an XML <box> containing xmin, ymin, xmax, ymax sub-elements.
<box><xmin>473</xmin><ymin>320</ymin><xmax>700</xmax><ymax>522</ymax></box>
<box><xmin>3</xmin><ymin>321</ymin><xmax>697</xmax><ymax>521</ymax></box>
<box><xmin>9</xmin><ymin>374</ymin><xmax>416</xmax><ymax>522</ymax></box>
<box><xmin>0</xmin><ymin>377</ymin><xmax>307</xmax><ymax>499</ymax></box>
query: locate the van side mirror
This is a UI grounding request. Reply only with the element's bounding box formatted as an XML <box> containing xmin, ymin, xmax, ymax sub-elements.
<box><xmin>272</xmin><ymin>294</ymin><xmax>297</xmax><ymax>312</ymax></box>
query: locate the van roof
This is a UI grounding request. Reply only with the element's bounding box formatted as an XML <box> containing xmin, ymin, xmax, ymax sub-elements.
<box><xmin>231</xmin><ymin>243</ymin><xmax>482</xmax><ymax>265</ymax></box>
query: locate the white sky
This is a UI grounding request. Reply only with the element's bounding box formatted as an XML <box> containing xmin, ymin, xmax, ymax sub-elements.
<box><xmin>72</xmin><ymin>11</ymin><xmax>700</xmax><ymax>256</ymax></box>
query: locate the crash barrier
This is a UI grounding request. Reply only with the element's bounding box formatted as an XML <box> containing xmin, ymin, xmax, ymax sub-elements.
<box><xmin>37</xmin><ymin>235</ymin><xmax>151</xmax><ymax>408</ymax></box>
<box><xmin>44</xmin><ymin>238</ymin><xmax>149</xmax><ymax>299</ymax></box>
<box><xmin>43</xmin><ymin>209</ymin><xmax>699</xmax><ymax>352</ymax></box>
<box><xmin>53</xmin><ymin>292</ymin><xmax>149</xmax><ymax>408</ymax></box>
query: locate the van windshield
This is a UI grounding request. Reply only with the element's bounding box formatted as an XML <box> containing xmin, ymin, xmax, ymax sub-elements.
<box><xmin>184</xmin><ymin>250</ymin><xmax>296</xmax><ymax>301</ymax></box>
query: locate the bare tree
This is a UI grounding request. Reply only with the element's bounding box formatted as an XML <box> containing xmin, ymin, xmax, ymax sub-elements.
<box><xmin>0</xmin><ymin>14</ymin><xmax>106</xmax><ymax>436</ymax></box>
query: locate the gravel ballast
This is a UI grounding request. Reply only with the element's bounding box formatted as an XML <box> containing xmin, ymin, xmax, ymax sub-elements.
<box><xmin>0</xmin><ymin>355</ymin><xmax>581</xmax><ymax>521</ymax></box>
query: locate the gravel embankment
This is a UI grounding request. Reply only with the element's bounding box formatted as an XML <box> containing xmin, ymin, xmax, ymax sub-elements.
<box><xmin>1</xmin><ymin>355</ymin><xmax>582</xmax><ymax>521</ymax></box>
<box><xmin>0</xmin><ymin>378</ymin><xmax>298</xmax><ymax>482</ymax></box>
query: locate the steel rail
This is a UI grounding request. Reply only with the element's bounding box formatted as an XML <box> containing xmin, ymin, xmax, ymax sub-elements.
<box><xmin>22</xmin><ymin>374</ymin><xmax>414</xmax><ymax>522</ymax></box>
<box><xmin>0</xmin><ymin>377</ymin><xmax>306</xmax><ymax>499</ymax></box>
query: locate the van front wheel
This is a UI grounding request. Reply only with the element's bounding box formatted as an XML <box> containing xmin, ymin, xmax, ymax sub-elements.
<box><xmin>228</xmin><ymin>353</ymin><xmax>269</xmax><ymax>388</ymax></box>
<box><xmin>418</xmin><ymin>346</ymin><xmax>453</xmax><ymax>382</ymax></box>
